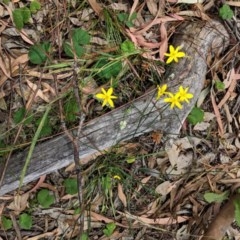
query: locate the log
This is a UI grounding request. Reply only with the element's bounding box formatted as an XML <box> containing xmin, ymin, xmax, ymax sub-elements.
<box><xmin>0</xmin><ymin>20</ymin><xmax>229</xmax><ymax>196</ymax></box>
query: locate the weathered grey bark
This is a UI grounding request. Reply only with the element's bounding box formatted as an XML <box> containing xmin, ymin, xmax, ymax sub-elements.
<box><xmin>0</xmin><ymin>20</ymin><xmax>229</xmax><ymax>196</ymax></box>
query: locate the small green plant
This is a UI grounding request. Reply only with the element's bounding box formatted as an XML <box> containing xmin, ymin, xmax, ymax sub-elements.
<box><xmin>64</xmin><ymin>178</ymin><xmax>78</xmax><ymax>195</ymax></box>
<box><xmin>117</xmin><ymin>12</ymin><xmax>137</xmax><ymax>27</ymax></box>
<box><xmin>187</xmin><ymin>106</ymin><xmax>204</xmax><ymax>125</ymax></box>
<box><xmin>28</xmin><ymin>41</ymin><xmax>51</xmax><ymax>65</ymax></box>
<box><xmin>203</xmin><ymin>191</ymin><xmax>229</xmax><ymax>203</ymax></box>
<box><xmin>1</xmin><ymin>216</ymin><xmax>12</xmax><ymax>230</ymax></box>
<box><xmin>95</xmin><ymin>57</ymin><xmax>122</xmax><ymax>80</ymax></box>
<box><xmin>219</xmin><ymin>4</ymin><xmax>233</xmax><ymax>20</ymax></box>
<box><xmin>37</xmin><ymin>189</ymin><xmax>55</xmax><ymax>208</ymax></box>
<box><xmin>30</xmin><ymin>0</ymin><xmax>41</xmax><ymax>14</ymax></box>
<box><xmin>103</xmin><ymin>222</ymin><xmax>116</xmax><ymax>237</ymax></box>
<box><xmin>121</xmin><ymin>40</ymin><xmax>136</xmax><ymax>54</ymax></box>
<box><xmin>19</xmin><ymin>213</ymin><xmax>32</xmax><ymax>230</ymax></box>
<box><xmin>13</xmin><ymin>107</ymin><xmax>33</xmax><ymax>125</ymax></box>
<box><xmin>12</xmin><ymin>1</ymin><xmax>41</xmax><ymax>30</ymax></box>
<box><xmin>215</xmin><ymin>80</ymin><xmax>225</xmax><ymax>91</ymax></box>
<box><xmin>63</xmin><ymin>28</ymin><xmax>90</xmax><ymax>58</ymax></box>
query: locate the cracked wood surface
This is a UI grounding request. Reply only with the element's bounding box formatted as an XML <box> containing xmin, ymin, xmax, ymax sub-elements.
<box><xmin>0</xmin><ymin>20</ymin><xmax>229</xmax><ymax>196</ymax></box>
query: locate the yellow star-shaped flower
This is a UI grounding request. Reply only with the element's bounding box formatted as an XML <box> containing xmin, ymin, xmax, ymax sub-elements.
<box><xmin>95</xmin><ymin>87</ymin><xmax>117</xmax><ymax>108</ymax></box>
<box><xmin>164</xmin><ymin>45</ymin><xmax>185</xmax><ymax>64</ymax></box>
<box><xmin>177</xmin><ymin>86</ymin><xmax>193</xmax><ymax>103</ymax></box>
<box><xmin>156</xmin><ymin>84</ymin><xmax>169</xmax><ymax>100</ymax></box>
<box><xmin>164</xmin><ymin>93</ymin><xmax>183</xmax><ymax>109</ymax></box>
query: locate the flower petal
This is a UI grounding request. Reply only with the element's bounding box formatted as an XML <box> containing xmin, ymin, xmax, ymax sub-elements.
<box><xmin>176</xmin><ymin>52</ymin><xmax>185</xmax><ymax>57</ymax></box>
<box><xmin>169</xmin><ymin>45</ymin><xmax>174</xmax><ymax>53</ymax></box>
<box><xmin>96</xmin><ymin>93</ymin><xmax>105</xmax><ymax>99</ymax></box>
<box><xmin>107</xmin><ymin>87</ymin><xmax>113</xmax><ymax>95</ymax></box>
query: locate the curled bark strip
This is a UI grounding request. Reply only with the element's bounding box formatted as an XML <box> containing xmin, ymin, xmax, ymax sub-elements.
<box><xmin>0</xmin><ymin>20</ymin><xmax>229</xmax><ymax>196</ymax></box>
<box><xmin>202</xmin><ymin>193</ymin><xmax>240</xmax><ymax>240</ymax></box>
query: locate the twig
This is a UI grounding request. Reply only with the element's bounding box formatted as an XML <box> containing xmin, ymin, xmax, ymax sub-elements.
<box><xmin>53</xmin><ymin>62</ymin><xmax>86</xmax><ymax>237</ymax></box>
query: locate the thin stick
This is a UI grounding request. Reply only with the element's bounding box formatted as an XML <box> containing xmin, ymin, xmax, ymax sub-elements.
<box><xmin>53</xmin><ymin>65</ymin><xmax>86</xmax><ymax>236</ymax></box>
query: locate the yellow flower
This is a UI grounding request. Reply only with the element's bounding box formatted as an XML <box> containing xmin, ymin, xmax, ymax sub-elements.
<box><xmin>164</xmin><ymin>93</ymin><xmax>183</xmax><ymax>109</ymax></box>
<box><xmin>156</xmin><ymin>84</ymin><xmax>169</xmax><ymax>100</ymax></box>
<box><xmin>95</xmin><ymin>87</ymin><xmax>117</xmax><ymax>108</ymax></box>
<box><xmin>113</xmin><ymin>175</ymin><xmax>121</xmax><ymax>180</ymax></box>
<box><xmin>177</xmin><ymin>86</ymin><xmax>193</xmax><ymax>103</ymax></box>
<box><xmin>164</xmin><ymin>45</ymin><xmax>185</xmax><ymax>64</ymax></box>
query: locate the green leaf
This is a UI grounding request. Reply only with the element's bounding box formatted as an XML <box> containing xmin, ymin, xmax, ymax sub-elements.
<box><xmin>101</xmin><ymin>175</ymin><xmax>112</xmax><ymax>197</ymax></box>
<box><xmin>80</xmin><ymin>233</ymin><xmax>88</xmax><ymax>240</ymax></box>
<box><xmin>63</xmin><ymin>42</ymin><xmax>74</xmax><ymax>58</ymax></box>
<box><xmin>117</xmin><ymin>12</ymin><xmax>136</xmax><ymax>27</ymax></box>
<box><xmin>19</xmin><ymin>213</ymin><xmax>32</xmax><ymax>230</ymax></box>
<box><xmin>13</xmin><ymin>9</ymin><xmax>24</xmax><ymax>30</ymax></box>
<box><xmin>187</xmin><ymin>106</ymin><xmax>204</xmax><ymax>125</ymax></box>
<box><xmin>30</xmin><ymin>0</ymin><xmax>41</xmax><ymax>13</ymax></box>
<box><xmin>28</xmin><ymin>42</ymin><xmax>50</xmax><ymax>64</ymax></box>
<box><xmin>219</xmin><ymin>4</ymin><xmax>233</xmax><ymax>20</ymax></box>
<box><xmin>234</xmin><ymin>199</ymin><xmax>240</xmax><ymax>226</ymax></box>
<box><xmin>64</xmin><ymin>97</ymin><xmax>79</xmax><ymax>122</ymax></box>
<box><xmin>64</xmin><ymin>178</ymin><xmax>78</xmax><ymax>195</ymax></box>
<box><xmin>121</xmin><ymin>40</ymin><xmax>136</xmax><ymax>54</ymax></box>
<box><xmin>1</xmin><ymin>216</ymin><xmax>12</xmax><ymax>230</ymax></box>
<box><xmin>126</xmin><ymin>157</ymin><xmax>135</xmax><ymax>163</ymax></box>
<box><xmin>72</xmin><ymin>28</ymin><xmax>90</xmax><ymax>45</ymax></box>
<box><xmin>204</xmin><ymin>191</ymin><xmax>229</xmax><ymax>203</ymax></box>
<box><xmin>13</xmin><ymin>107</ymin><xmax>33</xmax><ymax>125</ymax></box>
<box><xmin>215</xmin><ymin>80</ymin><xmax>225</xmax><ymax>91</ymax></box>
<box><xmin>117</xmin><ymin>12</ymin><xmax>128</xmax><ymax>22</ymax></box>
<box><xmin>103</xmin><ymin>222</ymin><xmax>116</xmax><ymax>237</ymax></box>
<box><xmin>36</xmin><ymin>116</ymin><xmax>52</xmax><ymax>137</ymax></box>
<box><xmin>21</xmin><ymin>7</ymin><xmax>31</xmax><ymax>23</ymax></box>
<box><xmin>95</xmin><ymin>58</ymin><xmax>122</xmax><ymax>80</ymax></box>
<box><xmin>37</xmin><ymin>189</ymin><xmax>54</xmax><ymax>208</ymax></box>
<box><xmin>13</xmin><ymin>107</ymin><xmax>26</xmax><ymax>124</ymax></box>
<box><xmin>63</xmin><ymin>42</ymin><xmax>85</xmax><ymax>58</ymax></box>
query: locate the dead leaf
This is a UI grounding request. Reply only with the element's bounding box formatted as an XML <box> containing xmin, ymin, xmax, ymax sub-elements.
<box><xmin>123</xmin><ymin>211</ymin><xmax>189</xmax><ymax>225</ymax></box>
<box><xmin>118</xmin><ymin>183</ymin><xmax>127</xmax><ymax>208</ymax></box>
<box><xmin>202</xmin><ymin>194</ymin><xmax>240</xmax><ymax>240</ymax></box>
<box><xmin>155</xmin><ymin>181</ymin><xmax>175</xmax><ymax>196</ymax></box>
<box><xmin>87</xmin><ymin>0</ymin><xmax>102</xmax><ymax>16</ymax></box>
<box><xmin>7</xmin><ymin>193</ymin><xmax>29</xmax><ymax>214</ymax></box>
<box><xmin>151</xmin><ymin>131</ymin><xmax>162</xmax><ymax>144</ymax></box>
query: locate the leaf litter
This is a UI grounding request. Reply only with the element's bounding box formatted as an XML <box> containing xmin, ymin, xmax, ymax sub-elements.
<box><xmin>0</xmin><ymin>0</ymin><xmax>240</xmax><ymax>239</ymax></box>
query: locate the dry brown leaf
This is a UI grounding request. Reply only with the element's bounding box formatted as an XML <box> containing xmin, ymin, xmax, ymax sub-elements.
<box><xmin>26</xmin><ymin>70</ymin><xmax>72</xmax><ymax>80</ymax></box>
<box><xmin>0</xmin><ymin>54</ymin><xmax>28</xmax><ymax>87</ymax></box>
<box><xmin>26</xmin><ymin>79</ymin><xmax>50</xmax><ymax>103</ymax></box>
<box><xmin>90</xmin><ymin>211</ymin><xmax>126</xmax><ymax>227</ymax></box>
<box><xmin>155</xmin><ymin>181</ymin><xmax>175</xmax><ymax>196</ymax></box>
<box><xmin>225</xmin><ymin>1</ymin><xmax>240</xmax><ymax>6</ymax></box>
<box><xmin>218</xmin><ymin>68</ymin><xmax>240</xmax><ymax>109</ymax></box>
<box><xmin>146</xmin><ymin>0</ymin><xmax>158</xmax><ymax>16</ymax></box>
<box><xmin>118</xmin><ymin>183</ymin><xmax>127</xmax><ymax>208</ymax></box>
<box><xmin>211</xmin><ymin>89</ymin><xmax>224</xmax><ymax>136</ymax></box>
<box><xmin>7</xmin><ymin>193</ymin><xmax>29</xmax><ymax>214</ymax></box>
<box><xmin>27</xmin><ymin>228</ymin><xmax>60</xmax><ymax>240</ymax></box>
<box><xmin>202</xmin><ymin>194</ymin><xmax>240</xmax><ymax>240</ymax></box>
<box><xmin>124</xmin><ymin>211</ymin><xmax>189</xmax><ymax>225</ymax></box>
<box><xmin>151</xmin><ymin>131</ymin><xmax>162</xmax><ymax>144</ymax></box>
<box><xmin>87</xmin><ymin>0</ymin><xmax>102</xmax><ymax>16</ymax></box>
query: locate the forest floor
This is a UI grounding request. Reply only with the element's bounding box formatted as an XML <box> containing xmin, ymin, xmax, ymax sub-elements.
<box><xmin>0</xmin><ymin>0</ymin><xmax>240</xmax><ymax>239</ymax></box>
